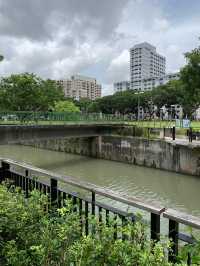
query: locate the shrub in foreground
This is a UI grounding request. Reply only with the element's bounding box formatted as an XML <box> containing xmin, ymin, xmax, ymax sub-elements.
<box><xmin>0</xmin><ymin>184</ymin><xmax>191</xmax><ymax>265</ymax></box>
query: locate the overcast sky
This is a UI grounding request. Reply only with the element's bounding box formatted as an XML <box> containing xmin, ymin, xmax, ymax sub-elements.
<box><xmin>0</xmin><ymin>0</ymin><xmax>199</xmax><ymax>95</ymax></box>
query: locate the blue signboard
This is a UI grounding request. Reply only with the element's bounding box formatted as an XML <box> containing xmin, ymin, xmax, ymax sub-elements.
<box><xmin>182</xmin><ymin>119</ymin><xmax>190</xmax><ymax>128</ymax></box>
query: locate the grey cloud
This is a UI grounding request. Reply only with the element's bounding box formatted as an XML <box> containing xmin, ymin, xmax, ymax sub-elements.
<box><xmin>0</xmin><ymin>0</ymin><xmax>127</xmax><ymax>42</ymax></box>
<box><xmin>0</xmin><ymin>0</ymin><xmax>128</xmax><ymax>81</ymax></box>
<box><xmin>0</xmin><ymin>0</ymin><xmax>199</xmax><ymax>97</ymax></box>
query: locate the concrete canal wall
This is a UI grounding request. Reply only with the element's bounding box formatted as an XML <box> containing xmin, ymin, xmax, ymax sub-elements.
<box><xmin>98</xmin><ymin>136</ymin><xmax>200</xmax><ymax>176</ymax></box>
<box><xmin>20</xmin><ymin>137</ymin><xmax>97</xmax><ymax>157</ymax></box>
<box><xmin>20</xmin><ymin>136</ymin><xmax>200</xmax><ymax>176</ymax></box>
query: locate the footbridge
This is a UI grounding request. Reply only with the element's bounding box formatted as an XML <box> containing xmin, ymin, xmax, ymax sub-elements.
<box><xmin>0</xmin><ymin>123</ymin><xmax>128</xmax><ymax>144</ymax></box>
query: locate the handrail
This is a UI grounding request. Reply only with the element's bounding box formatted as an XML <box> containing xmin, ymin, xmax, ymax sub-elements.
<box><xmin>0</xmin><ymin>158</ymin><xmax>164</xmax><ymax>215</ymax></box>
<box><xmin>1</xmin><ymin>157</ymin><xmax>200</xmax><ymax>264</ymax></box>
<box><xmin>1</xmin><ymin>158</ymin><xmax>200</xmax><ymax>228</ymax></box>
<box><xmin>164</xmin><ymin>208</ymin><xmax>200</xmax><ymax>230</ymax></box>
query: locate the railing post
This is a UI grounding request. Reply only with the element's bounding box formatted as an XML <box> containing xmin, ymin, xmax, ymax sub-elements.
<box><xmin>172</xmin><ymin>126</ymin><xmax>176</xmax><ymax>140</ymax></box>
<box><xmin>50</xmin><ymin>178</ymin><xmax>58</xmax><ymax>207</ymax></box>
<box><xmin>91</xmin><ymin>191</ymin><xmax>96</xmax><ymax>234</ymax></box>
<box><xmin>151</xmin><ymin>213</ymin><xmax>160</xmax><ymax>242</ymax></box>
<box><xmin>122</xmin><ymin>216</ymin><xmax>127</xmax><ymax>240</ymax></box>
<box><xmin>85</xmin><ymin>201</ymin><xmax>89</xmax><ymax>235</ymax></box>
<box><xmin>106</xmin><ymin>210</ymin><xmax>109</xmax><ymax>226</ymax></box>
<box><xmin>188</xmin><ymin>127</ymin><xmax>192</xmax><ymax>143</ymax></box>
<box><xmin>114</xmin><ymin>213</ymin><xmax>117</xmax><ymax>239</ymax></box>
<box><xmin>168</xmin><ymin>219</ymin><xmax>179</xmax><ymax>263</ymax></box>
<box><xmin>0</xmin><ymin>162</ymin><xmax>10</xmax><ymax>183</ymax></box>
<box><xmin>79</xmin><ymin>198</ymin><xmax>83</xmax><ymax>233</ymax></box>
<box><xmin>25</xmin><ymin>170</ymin><xmax>29</xmax><ymax>198</ymax></box>
<box><xmin>92</xmin><ymin>191</ymin><xmax>95</xmax><ymax>216</ymax></box>
<box><xmin>72</xmin><ymin>195</ymin><xmax>77</xmax><ymax>212</ymax></box>
<box><xmin>187</xmin><ymin>252</ymin><xmax>192</xmax><ymax>266</ymax></box>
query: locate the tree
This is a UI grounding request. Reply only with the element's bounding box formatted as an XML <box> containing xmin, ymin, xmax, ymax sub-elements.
<box><xmin>74</xmin><ymin>98</ymin><xmax>93</xmax><ymax>112</ymax></box>
<box><xmin>152</xmin><ymin>80</ymin><xmax>183</xmax><ymax>118</ymax></box>
<box><xmin>0</xmin><ymin>55</ymin><xmax>3</xmax><ymax>62</ymax></box>
<box><xmin>0</xmin><ymin>73</ymin><xmax>64</xmax><ymax>111</ymax></box>
<box><xmin>92</xmin><ymin>95</ymin><xmax>114</xmax><ymax>113</ymax></box>
<box><xmin>180</xmin><ymin>44</ymin><xmax>200</xmax><ymax>117</ymax></box>
<box><xmin>88</xmin><ymin>100</ymin><xmax>101</xmax><ymax>113</ymax></box>
<box><xmin>53</xmin><ymin>100</ymin><xmax>80</xmax><ymax>112</ymax></box>
<box><xmin>39</xmin><ymin>79</ymin><xmax>65</xmax><ymax>110</ymax></box>
<box><xmin>89</xmin><ymin>91</ymin><xmax>139</xmax><ymax>115</ymax></box>
<box><xmin>81</xmin><ymin>79</ymin><xmax>185</xmax><ymax>119</ymax></box>
<box><xmin>139</xmin><ymin>91</ymin><xmax>155</xmax><ymax>119</ymax></box>
<box><xmin>112</xmin><ymin>91</ymin><xmax>137</xmax><ymax>114</ymax></box>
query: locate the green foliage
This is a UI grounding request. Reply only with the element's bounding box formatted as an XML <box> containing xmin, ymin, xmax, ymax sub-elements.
<box><xmin>0</xmin><ymin>185</ymin><xmax>81</xmax><ymax>266</ymax></box>
<box><xmin>89</xmin><ymin>91</ymin><xmax>138</xmax><ymax>114</ymax></box>
<box><xmin>69</xmin><ymin>218</ymin><xmax>172</xmax><ymax>266</ymax></box>
<box><xmin>179</xmin><ymin>45</ymin><xmax>200</xmax><ymax>117</ymax></box>
<box><xmin>152</xmin><ymin>80</ymin><xmax>183</xmax><ymax>110</ymax></box>
<box><xmin>0</xmin><ymin>184</ymin><xmax>196</xmax><ymax>265</ymax></box>
<box><xmin>0</xmin><ymin>73</ymin><xmax>64</xmax><ymax>111</ymax></box>
<box><xmin>179</xmin><ymin>242</ymin><xmax>200</xmax><ymax>265</ymax></box>
<box><xmin>53</xmin><ymin>100</ymin><xmax>80</xmax><ymax>113</ymax></box>
<box><xmin>88</xmin><ymin>83</ymin><xmax>184</xmax><ymax>117</ymax></box>
<box><xmin>88</xmin><ymin>99</ymin><xmax>102</xmax><ymax>113</ymax></box>
<box><xmin>177</xmin><ymin>227</ymin><xmax>200</xmax><ymax>265</ymax></box>
<box><xmin>74</xmin><ymin>98</ymin><xmax>93</xmax><ymax>112</ymax></box>
<box><xmin>0</xmin><ymin>55</ymin><xmax>4</xmax><ymax>62</ymax></box>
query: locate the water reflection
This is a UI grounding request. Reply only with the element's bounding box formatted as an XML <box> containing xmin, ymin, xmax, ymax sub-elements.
<box><xmin>0</xmin><ymin>144</ymin><xmax>199</xmax><ymax>216</ymax></box>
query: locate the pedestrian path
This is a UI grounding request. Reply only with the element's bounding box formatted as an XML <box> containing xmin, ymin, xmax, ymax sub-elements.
<box><xmin>164</xmin><ymin>137</ymin><xmax>200</xmax><ymax>147</ymax></box>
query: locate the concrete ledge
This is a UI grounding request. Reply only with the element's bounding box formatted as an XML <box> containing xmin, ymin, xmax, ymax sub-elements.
<box><xmin>0</xmin><ymin>124</ymin><xmax>126</xmax><ymax>144</ymax></box>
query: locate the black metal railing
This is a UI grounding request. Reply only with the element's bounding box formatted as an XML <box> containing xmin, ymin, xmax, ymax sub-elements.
<box><xmin>0</xmin><ymin>158</ymin><xmax>200</xmax><ymax>264</ymax></box>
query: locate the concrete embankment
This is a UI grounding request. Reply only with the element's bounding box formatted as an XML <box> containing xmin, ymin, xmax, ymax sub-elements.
<box><xmin>20</xmin><ymin>135</ymin><xmax>200</xmax><ymax>176</ymax></box>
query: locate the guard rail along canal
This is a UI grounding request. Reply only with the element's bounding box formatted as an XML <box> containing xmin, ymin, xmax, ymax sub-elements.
<box><xmin>0</xmin><ymin>158</ymin><xmax>200</xmax><ymax>264</ymax></box>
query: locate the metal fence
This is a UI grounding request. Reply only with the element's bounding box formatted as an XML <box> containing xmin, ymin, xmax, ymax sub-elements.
<box><xmin>0</xmin><ymin>112</ymin><xmax>125</xmax><ymax>123</ymax></box>
<box><xmin>0</xmin><ymin>111</ymin><xmax>178</xmax><ymax>126</ymax></box>
<box><xmin>0</xmin><ymin>158</ymin><xmax>199</xmax><ymax>264</ymax></box>
<box><xmin>0</xmin><ymin>111</ymin><xmax>196</xmax><ymax>131</ymax></box>
<box><xmin>1</xmin><ymin>112</ymin><xmax>200</xmax><ymax>131</ymax></box>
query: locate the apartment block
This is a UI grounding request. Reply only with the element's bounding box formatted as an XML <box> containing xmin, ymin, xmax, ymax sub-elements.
<box><xmin>141</xmin><ymin>72</ymin><xmax>180</xmax><ymax>91</ymax></box>
<box><xmin>57</xmin><ymin>75</ymin><xmax>102</xmax><ymax>101</ymax></box>
<box><xmin>114</xmin><ymin>81</ymin><xmax>130</xmax><ymax>93</ymax></box>
<box><xmin>130</xmin><ymin>42</ymin><xmax>166</xmax><ymax>90</ymax></box>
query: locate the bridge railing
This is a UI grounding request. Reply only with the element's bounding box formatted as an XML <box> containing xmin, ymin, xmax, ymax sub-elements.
<box><xmin>0</xmin><ymin>111</ymin><xmax>178</xmax><ymax>126</ymax></box>
<box><xmin>0</xmin><ymin>112</ymin><xmax>127</xmax><ymax>124</ymax></box>
<box><xmin>0</xmin><ymin>158</ymin><xmax>200</xmax><ymax>264</ymax></box>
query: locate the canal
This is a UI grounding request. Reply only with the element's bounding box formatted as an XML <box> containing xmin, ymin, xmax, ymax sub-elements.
<box><xmin>0</xmin><ymin>144</ymin><xmax>200</xmax><ymax>217</ymax></box>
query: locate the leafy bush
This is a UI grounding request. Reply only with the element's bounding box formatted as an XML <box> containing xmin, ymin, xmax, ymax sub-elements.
<box><xmin>0</xmin><ymin>184</ymin><xmax>191</xmax><ymax>265</ymax></box>
<box><xmin>53</xmin><ymin>100</ymin><xmax>80</xmax><ymax>113</ymax></box>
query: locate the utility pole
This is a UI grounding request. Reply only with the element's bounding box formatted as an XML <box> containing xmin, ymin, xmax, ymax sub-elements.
<box><xmin>137</xmin><ymin>91</ymin><xmax>144</xmax><ymax>121</ymax></box>
<box><xmin>137</xmin><ymin>94</ymin><xmax>140</xmax><ymax>121</ymax></box>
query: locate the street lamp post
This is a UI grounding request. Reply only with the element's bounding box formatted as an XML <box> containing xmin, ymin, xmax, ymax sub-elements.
<box><xmin>136</xmin><ymin>91</ymin><xmax>144</xmax><ymax>121</ymax></box>
<box><xmin>137</xmin><ymin>94</ymin><xmax>140</xmax><ymax>121</ymax></box>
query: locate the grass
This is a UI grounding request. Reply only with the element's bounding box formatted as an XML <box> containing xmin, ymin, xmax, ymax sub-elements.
<box><xmin>0</xmin><ymin>120</ymin><xmax>124</xmax><ymax>125</ymax></box>
<box><xmin>1</xmin><ymin>119</ymin><xmax>200</xmax><ymax>129</ymax></box>
<box><xmin>128</xmin><ymin>120</ymin><xmax>200</xmax><ymax>129</ymax></box>
<box><xmin>127</xmin><ymin>120</ymin><xmax>175</xmax><ymax>128</ymax></box>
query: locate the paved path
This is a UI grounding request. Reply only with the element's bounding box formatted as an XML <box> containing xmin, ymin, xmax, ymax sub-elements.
<box><xmin>164</xmin><ymin>137</ymin><xmax>200</xmax><ymax>147</ymax></box>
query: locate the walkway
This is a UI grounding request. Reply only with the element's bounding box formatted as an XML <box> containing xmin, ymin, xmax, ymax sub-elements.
<box><xmin>164</xmin><ymin>137</ymin><xmax>200</xmax><ymax>147</ymax></box>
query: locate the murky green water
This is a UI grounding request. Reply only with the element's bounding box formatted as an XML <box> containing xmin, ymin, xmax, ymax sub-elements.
<box><xmin>0</xmin><ymin>144</ymin><xmax>200</xmax><ymax>217</ymax></box>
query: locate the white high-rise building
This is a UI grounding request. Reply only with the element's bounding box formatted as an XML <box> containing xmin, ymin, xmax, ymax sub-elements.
<box><xmin>57</xmin><ymin>75</ymin><xmax>102</xmax><ymax>101</ymax></box>
<box><xmin>130</xmin><ymin>42</ymin><xmax>166</xmax><ymax>90</ymax></box>
<box><xmin>114</xmin><ymin>81</ymin><xmax>130</xmax><ymax>93</ymax></box>
<box><xmin>141</xmin><ymin>72</ymin><xmax>180</xmax><ymax>91</ymax></box>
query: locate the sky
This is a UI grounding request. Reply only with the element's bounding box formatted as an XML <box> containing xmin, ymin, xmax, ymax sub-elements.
<box><xmin>0</xmin><ymin>0</ymin><xmax>199</xmax><ymax>95</ymax></box>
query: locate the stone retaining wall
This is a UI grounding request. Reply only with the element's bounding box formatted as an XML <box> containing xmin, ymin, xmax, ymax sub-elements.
<box><xmin>21</xmin><ymin>136</ymin><xmax>200</xmax><ymax>176</ymax></box>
